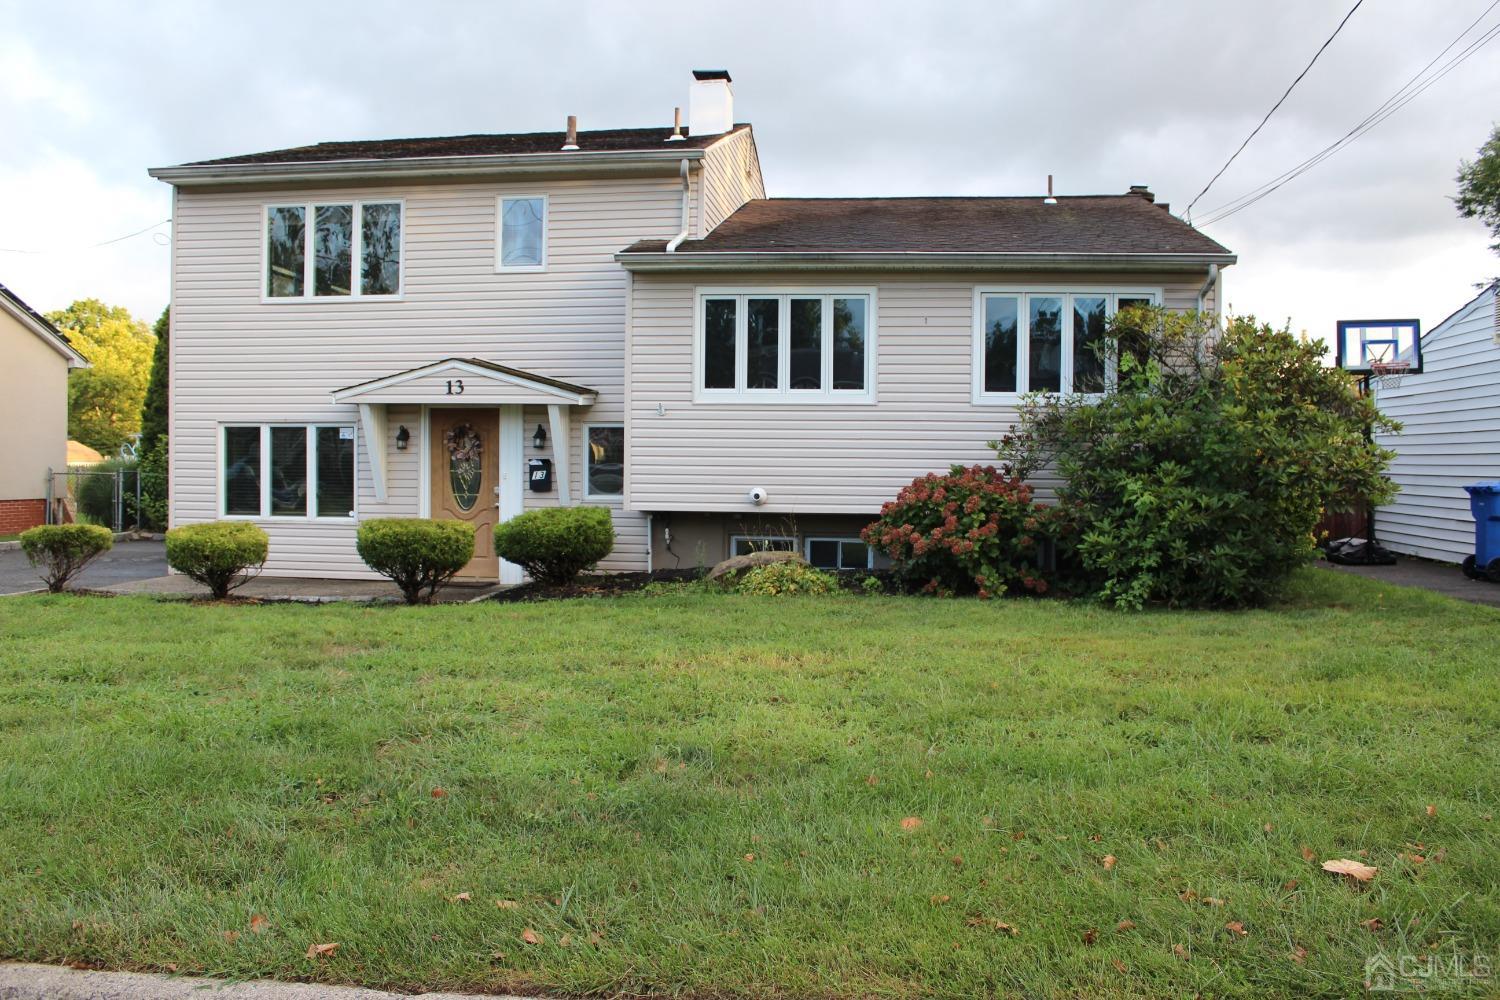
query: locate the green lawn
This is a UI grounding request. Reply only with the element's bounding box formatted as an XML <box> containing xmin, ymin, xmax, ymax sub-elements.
<box><xmin>0</xmin><ymin>570</ymin><xmax>1496</xmax><ymax>998</ymax></box>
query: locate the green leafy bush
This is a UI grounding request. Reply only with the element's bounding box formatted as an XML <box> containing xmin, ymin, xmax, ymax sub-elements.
<box><xmin>165</xmin><ymin>522</ymin><xmax>269</xmax><ymax>599</ymax></box>
<box><xmin>862</xmin><ymin>465</ymin><xmax>1067</xmax><ymax>598</ymax></box>
<box><xmin>356</xmin><ymin>518</ymin><xmax>474</xmax><ymax>605</ymax></box>
<box><xmin>135</xmin><ymin>445</ymin><xmax>167</xmax><ymax>531</ymax></box>
<box><xmin>19</xmin><ymin>524</ymin><xmax>113</xmax><ymax>593</ymax></box>
<box><xmin>493</xmin><ymin>506</ymin><xmax>614</xmax><ymax>585</ymax></box>
<box><xmin>737</xmin><ymin>560</ymin><xmax>836</xmax><ymax>596</ymax></box>
<box><xmin>996</xmin><ymin>308</ymin><xmax>1397</xmax><ymax>609</ymax></box>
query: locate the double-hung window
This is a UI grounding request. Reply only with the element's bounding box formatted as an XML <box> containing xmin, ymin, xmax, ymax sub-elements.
<box><xmin>973</xmin><ymin>288</ymin><xmax>1158</xmax><ymax>401</ymax></box>
<box><xmin>221</xmin><ymin>424</ymin><xmax>356</xmax><ymax>519</ymax></box>
<box><xmin>496</xmin><ymin>195</ymin><xmax>547</xmax><ymax>271</ymax></box>
<box><xmin>265</xmin><ymin>201</ymin><xmax>402</xmax><ymax>298</ymax></box>
<box><xmin>698</xmin><ymin>290</ymin><xmax>874</xmax><ymax>400</ymax></box>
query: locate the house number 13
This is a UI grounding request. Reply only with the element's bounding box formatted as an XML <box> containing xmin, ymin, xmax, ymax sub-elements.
<box><xmin>446</xmin><ymin>379</ymin><xmax>464</xmax><ymax>395</ymax></box>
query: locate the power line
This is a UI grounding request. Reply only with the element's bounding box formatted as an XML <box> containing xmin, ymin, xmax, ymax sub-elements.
<box><xmin>0</xmin><ymin>217</ymin><xmax>172</xmax><ymax>255</ymax></box>
<box><xmin>1185</xmin><ymin>0</ymin><xmax>1365</xmax><ymax>221</ymax></box>
<box><xmin>1196</xmin><ymin>5</ymin><xmax>1500</xmax><ymax>228</ymax></box>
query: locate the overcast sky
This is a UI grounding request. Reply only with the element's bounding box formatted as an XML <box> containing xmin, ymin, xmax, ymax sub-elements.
<box><xmin>2</xmin><ymin>0</ymin><xmax>1497</xmax><ymax>350</ymax></box>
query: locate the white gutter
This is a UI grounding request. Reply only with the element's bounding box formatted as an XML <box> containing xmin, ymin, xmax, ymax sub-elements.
<box><xmin>665</xmin><ymin>159</ymin><xmax>691</xmax><ymax>253</ymax></box>
<box><xmin>1196</xmin><ymin>263</ymin><xmax>1220</xmax><ymax>314</ymax></box>
<box><xmin>617</xmin><ymin>250</ymin><xmax>1237</xmax><ymax>273</ymax></box>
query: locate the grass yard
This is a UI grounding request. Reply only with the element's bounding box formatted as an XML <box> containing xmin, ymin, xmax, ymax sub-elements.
<box><xmin>0</xmin><ymin>570</ymin><xmax>1497</xmax><ymax>998</ymax></box>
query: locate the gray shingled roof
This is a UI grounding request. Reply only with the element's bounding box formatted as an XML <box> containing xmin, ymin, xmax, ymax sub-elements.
<box><xmin>189</xmin><ymin>125</ymin><xmax>748</xmax><ymax>166</ymax></box>
<box><xmin>622</xmin><ymin>194</ymin><xmax>1232</xmax><ymax>257</ymax></box>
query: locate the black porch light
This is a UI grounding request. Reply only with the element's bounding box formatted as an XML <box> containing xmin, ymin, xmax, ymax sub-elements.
<box><xmin>395</xmin><ymin>425</ymin><xmax>410</xmax><ymax>451</ymax></box>
<box><xmin>532</xmin><ymin>423</ymin><xmax>548</xmax><ymax>449</ymax></box>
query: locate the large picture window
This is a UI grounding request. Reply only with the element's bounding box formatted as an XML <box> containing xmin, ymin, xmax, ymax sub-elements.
<box><xmin>220</xmin><ymin>425</ymin><xmax>356</xmax><ymax>519</ymax></box>
<box><xmin>265</xmin><ymin>201</ymin><xmax>402</xmax><ymax>299</ymax></box>
<box><xmin>697</xmin><ymin>290</ymin><xmax>874</xmax><ymax>401</ymax></box>
<box><xmin>973</xmin><ymin>288</ymin><xmax>1159</xmax><ymax>401</ymax></box>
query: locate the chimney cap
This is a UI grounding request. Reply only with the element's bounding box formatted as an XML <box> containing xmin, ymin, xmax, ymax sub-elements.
<box><xmin>1127</xmin><ymin>185</ymin><xmax>1155</xmax><ymax>202</ymax></box>
<box><xmin>692</xmin><ymin>69</ymin><xmax>732</xmax><ymax>82</ymax></box>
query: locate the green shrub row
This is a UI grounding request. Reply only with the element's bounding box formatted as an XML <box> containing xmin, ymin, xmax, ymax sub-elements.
<box><xmin>20</xmin><ymin>524</ymin><xmax>114</xmax><ymax>593</ymax></box>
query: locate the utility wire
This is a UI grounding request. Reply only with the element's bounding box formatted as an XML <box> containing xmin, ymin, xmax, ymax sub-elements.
<box><xmin>1197</xmin><ymin>5</ymin><xmax>1500</xmax><ymax>227</ymax></box>
<box><xmin>1185</xmin><ymin>0</ymin><xmax>1365</xmax><ymax>221</ymax></box>
<box><xmin>0</xmin><ymin>217</ymin><xmax>172</xmax><ymax>254</ymax></box>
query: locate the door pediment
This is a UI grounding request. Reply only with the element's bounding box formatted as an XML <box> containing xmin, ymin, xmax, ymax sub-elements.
<box><xmin>332</xmin><ymin>358</ymin><xmax>597</xmax><ymax>406</ymax></box>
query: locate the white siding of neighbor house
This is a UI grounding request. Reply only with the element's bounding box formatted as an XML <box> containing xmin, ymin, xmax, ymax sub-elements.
<box><xmin>624</xmin><ymin>270</ymin><xmax>1215</xmax><ymax>514</ymax></box>
<box><xmin>1374</xmin><ymin>284</ymin><xmax>1500</xmax><ymax>563</ymax></box>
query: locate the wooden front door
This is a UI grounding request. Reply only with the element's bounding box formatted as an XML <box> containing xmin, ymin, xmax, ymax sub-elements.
<box><xmin>430</xmin><ymin>408</ymin><xmax>500</xmax><ymax>581</ymax></box>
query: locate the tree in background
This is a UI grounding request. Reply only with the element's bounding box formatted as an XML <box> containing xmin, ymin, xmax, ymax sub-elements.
<box><xmin>135</xmin><ymin>307</ymin><xmax>170</xmax><ymax>530</ymax></box>
<box><xmin>1456</xmin><ymin>122</ymin><xmax>1500</xmax><ymax>261</ymax></box>
<box><xmin>48</xmin><ymin>299</ymin><xmax>155</xmax><ymax>455</ymax></box>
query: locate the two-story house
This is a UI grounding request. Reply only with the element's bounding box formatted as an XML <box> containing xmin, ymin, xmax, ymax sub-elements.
<box><xmin>150</xmin><ymin>70</ymin><xmax>1234</xmax><ymax>583</ymax></box>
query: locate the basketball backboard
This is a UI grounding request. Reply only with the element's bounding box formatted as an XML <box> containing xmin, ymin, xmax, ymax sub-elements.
<box><xmin>1335</xmin><ymin>319</ymin><xmax>1422</xmax><ymax>375</ymax></box>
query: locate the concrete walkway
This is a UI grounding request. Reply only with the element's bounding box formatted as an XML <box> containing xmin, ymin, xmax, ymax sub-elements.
<box><xmin>0</xmin><ymin>963</ymin><xmax>523</xmax><ymax>999</ymax></box>
<box><xmin>103</xmin><ymin>573</ymin><xmax>505</xmax><ymax>604</ymax></box>
<box><xmin>1320</xmin><ymin>556</ymin><xmax>1500</xmax><ymax>607</ymax></box>
<box><xmin>0</xmin><ymin>539</ymin><xmax>167</xmax><ymax>596</ymax></box>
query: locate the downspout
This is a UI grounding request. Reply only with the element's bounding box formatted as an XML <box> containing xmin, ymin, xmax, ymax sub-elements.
<box><xmin>1196</xmin><ymin>263</ymin><xmax>1220</xmax><ymax>315</ymax></box>
<box><xmin>666</xmin><ymin>158</ymin><xmax>691</xmax><ymax>253</ymax></box>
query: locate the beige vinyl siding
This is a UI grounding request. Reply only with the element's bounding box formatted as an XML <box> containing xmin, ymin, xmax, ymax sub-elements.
<box><xmin>1375</xmin><ymin>285</ymin><xmax>1500</xmax><ymax>563</ymax></box>
<box><xmin>697</xmin><ymin>128</ymin><xmax>766</xmax><ymax>237</ymax></box>
<box><xmin>0</xmin><ymin>310</ymin><xmax>69</xmax><ymax>502</ymax></box>
<box><xmin>171</xmin><ymin>176</ymin><xmax>684</xmax><ymax>577</ymax></box>
<box><xmin>626</xmin><ymin>270</ymin><xmax>1215</xmax><ymax>514</ymax></box>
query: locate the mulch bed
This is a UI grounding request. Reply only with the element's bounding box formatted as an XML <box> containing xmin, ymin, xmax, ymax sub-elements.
<box><xmin>489</xmin><ymin>569</ymin><xmax>704</xmax><ymax>603</ymax></box>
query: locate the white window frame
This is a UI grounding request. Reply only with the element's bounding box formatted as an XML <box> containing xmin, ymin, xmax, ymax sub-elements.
<box><xmin>261</xmin><ymin>200</ymin><xmax>405</xmax><ymax>302</ymax></box>
<box><xmin>804</xmin><ymin>536</ymin><xmax>876</xmax><ymax>570</ymax></box>
<box><xmin>729</xmin><ymin>534</ymin><xmax>797</xmax><ymax>557</ymax></box>
<box><xmin>583</xmin><ymin>422</ymin><xmax>624</xmax><ymax>500</ymax></box>
<box><xmin>971</xmin><ymin>285</ymin><xmax>1161</xmax><ymax>405</ymax></box>
<box><xmin>495</xmin><ymin>194</ymin><xmax>549</xmax><ymax>273</ymax></box>
<box><xmin>217</xmin><ymin>423</ymin><xmax>359</xmax><ymax>522</ymax></box>
<box><xmin>693</xmin><ymin>287</ymin><xmax>877</xmax><ymax>403</ymax></box>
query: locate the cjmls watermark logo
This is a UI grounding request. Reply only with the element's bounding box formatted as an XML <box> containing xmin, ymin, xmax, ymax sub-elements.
<box><xmin>1365</xmin><ymin>951</ymin><xmax>1493</xmax><ymax>993</ymax></box>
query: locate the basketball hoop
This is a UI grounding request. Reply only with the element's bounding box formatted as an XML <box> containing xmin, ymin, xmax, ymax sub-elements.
<box><xmin>1370</xmin><ymin>360</ymin><xmax>1411</xmax><ymax>390</ymax></box>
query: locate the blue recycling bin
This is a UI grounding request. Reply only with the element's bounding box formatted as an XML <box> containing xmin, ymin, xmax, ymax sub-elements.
<box><xmin>1462</xmin><ymin>482</ymin><xmax>1500</xmax><ymax>581</ymax></box>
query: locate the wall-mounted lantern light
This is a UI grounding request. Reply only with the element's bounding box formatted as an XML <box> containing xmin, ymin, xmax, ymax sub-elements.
<box><xmin>395</xmin><ymin>425</ymin><xmax>410</xmax><ymax>451</ymax></box>
<box><xmin>532</xmin><ymin>423</ymin><xmax>547</xmax><ymax>450</ymax></box>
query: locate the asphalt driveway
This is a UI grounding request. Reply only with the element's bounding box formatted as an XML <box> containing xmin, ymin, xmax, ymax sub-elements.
<box><xmin>0</xmin><ymin>538</ymin><xmax>167</xmax><ymax>595</ymax></box>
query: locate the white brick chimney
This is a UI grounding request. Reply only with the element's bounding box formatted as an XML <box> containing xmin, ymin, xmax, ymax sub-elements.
<box><xmin>688</xmin><ymin>70</ymin><xmax>733</xmax><ymax>137</ymax></box>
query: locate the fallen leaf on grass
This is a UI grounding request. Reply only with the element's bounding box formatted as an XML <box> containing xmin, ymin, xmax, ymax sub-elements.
<box><xmin>1322</xmin><ymin>858</ymin><xmax>1378</xmax><ymax>882</ymax></box>
<box><xmin>1111</xmin><ymin>958</ymin><xmax>1128</xmax><ymax>975</ymax></box>
<box><xmin>743</xmin><ymin>853</ymin><xmax>755</xmax><ymax>863</ymax></box>
<box><xmin>1115</xmin><ymin>919</ymin><xmax>1136</xmax><ymax>931</ymax></box>
<box><xmin>1264</xmin><ymin>823</ymin><xmax>1274</xmax><ymax>833</ymax></box>
<box><xmin>1300</xmin><ymin>845</ymin><xmax>1316</xmax><ymax>862</ymax></box>
<box><xmin>1290</xmin><ymin>945</ymin><xmax>1308</xmax><ymax>964</ymax></box>
<box><xmin>900</xmin><ymin>817</ymin><xmax>923</xmax><ymax>831</ymax></box>
<box><xmin>1225</xmin><ymin>921</ymin><xmax>1248</xmax><ymax>937</ymax></box>
<box><xmin>1400</xmin><ymin>853</ymin><xmax>1426</xmax><ymax>865</ymax></box>
<box><xmin>1426</xmin><ymin>804</ymin><xmax>1437</xmax><ymax>818</ymax></box>
<box><xmin>865</xmin><ymin>774</ymin><xmax>878</xmax><ymax>786</ymax></box>
<box><xmin>1082</xmin><ymin>928</ymin><xmax>1098</xmax><ymax>945</ymax></box>
<box><xmin>965</xmin><ymin>916</ymin><xmax>1018</xmax><ymax>935</ymax></box>
<box><xmin>1178</xmin><ymin>890</ymin><xmax>1198</xmax><ymax>903</ymax></box>
<box><xmin>520</xmin><ymin>929</ymin><xmax>541</xmax><ymax>945</ymax></box>
<box><xmin>305</xmin><ymin>942</ymin><xmax>340</xmax><ymax>959</ymax></box>
<box><xmin>1361</xmin><ymin>918</ymin><xmax>1384</xmax><ymax>931</ymax></box>
<box><xmin>1101</xmin><ymin>855</ymin><xmax>1117</xmax><ymax>870</ymax></box>
<box><xmin>223</xmin><ymin>931</ymin><xmax>240</xmax><ymax>943</ymax></box>
<box><xmin>930</xmin><ymin>894</ymin><xmax>951</xmax><ymax>905</ymax></box>
<box><xmin>1173</xmin><ymin>943</ymin><xmax>1189</xmax><ymax>960</ymax></box>
<box><xmin>588</xmin><ymin>931</ymin><xmax>604</xmax><ymax>946</ymax></box>
<box><xmin>452</xmin><ymin>892</ymin><xmax>471</xmax><ymax>903</ymax></box>
<box><xmin>430</xmin><ymin>787</ymin><xmax>447</xmax><ymax>798</ymax></box>
<box><xmin>249</xmin><ymin>915</ymin><xmax>269</xmax><ymax>934</ymax></box>
<box><xmin>559</xmin><ymin>934</ymin><xmax>572</xmax><ymax>948</ymax></box>
<box><xmin>1202</xmin><ymin>897</ymin><xmax>1225</xmax><ymax>907</ymax></box>
<box><xmin>1282</xmin><ymin>879</ymin><xmax>1300</xmax><ymax>891</ymax></box>
<box><xmin>495</xmin><ymin>899</ymin><xmax>518</xmax><ymax>910</ymax></box>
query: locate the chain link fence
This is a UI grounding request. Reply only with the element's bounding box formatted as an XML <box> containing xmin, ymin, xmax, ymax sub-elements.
<box><xmin>47</xmin><ymin>466</ymin><xmax>147</xmax><ymax>532</ymax></box>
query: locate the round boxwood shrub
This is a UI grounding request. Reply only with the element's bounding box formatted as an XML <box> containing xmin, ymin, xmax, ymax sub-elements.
<box><xmin>862</xmin><ymin>465</ymin><xmax>1068</xmax><ymax>598</ymax></box>
<box><xmin>737</xmin><ymin>560</ymin><xmax>836</xmax><ymax>596</ymax></box>
<box><xmin>356</xmin><ymin>518</ymin><xmax>474</xmax><ymax>605</ymax></box>
<box><xmin>165</xmin><ymin>522</ymin><xmax>269</xmax><ymax>599</ymax></box>
<box><xmin>493</xmin><ymin>506</ymin><xmax>614</xmax><ymax>585</ymax></box>
<box><xmin>19</xmin><ymin>524</ymin><xmax>114</xmax><ymax>593</ymax></box>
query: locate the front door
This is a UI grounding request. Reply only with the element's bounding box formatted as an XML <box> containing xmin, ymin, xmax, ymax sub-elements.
<box><xmin>430</xmin><ymin>408</ymin><xmax>500</xmax><ymax>581</ymax></box>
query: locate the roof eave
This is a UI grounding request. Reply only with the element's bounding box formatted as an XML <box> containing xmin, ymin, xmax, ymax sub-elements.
<box><xmin>0</xmin><ymin>294</ymin><xmax>89</xmax><ymax>367</ymax></box>
<box><xmin>614</xmin><ymin>251</ymin><xmax>1238</xmax><ymax>273</ymax></box>
<box><xmin>149</xmin><ymin>148</ymin><xmax>708</xmax><ymax>186</ymax></box>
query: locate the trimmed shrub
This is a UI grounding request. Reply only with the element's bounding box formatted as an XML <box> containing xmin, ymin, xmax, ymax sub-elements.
<box><xmin>862</xmin><ymin>465</ymin><xmax>1067</xmax><ymax>598</ymax></box>
<box><xmin>493</xmin><ymin>506</ymin><xmax>614</xmax><ymax>585</ymax></box>
<box><xmin>737</xmin><ymin>560</ymin><xmax>836</xmax><ymax>596</ymax></box>
<box><xmin>19</xmin><ymin>524</ymin><xmax>113</xmax><ymax>593</ymax></box>
<box><xmin>356</xmin><ymin>518</ymin><xmax>474</xmax><ymax>605</ymax></box>
<box><xmin>165</xmin><ymin>522</ymin><xmax>269</xmax><ymax>599</ymax></box>
<box><xmin>996</xmin><ymin>309</ymin><xmax>1397</xmax><ymax>609</ymax></box>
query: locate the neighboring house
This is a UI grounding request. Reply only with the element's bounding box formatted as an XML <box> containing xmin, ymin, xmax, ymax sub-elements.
<box><xmin>1374</xmin><ymin>281</ymin><xmax>1500</xmax><ymax>563</ymax></box>
<box><xmin>0</xmin><ymin>282</ymin><xmax>88</xmax><ymax>534</ymax></box>
<box><xmin>149</xmin><ymin>70</ymin><xmax>1234</xmax><ymax>582</ymax></box>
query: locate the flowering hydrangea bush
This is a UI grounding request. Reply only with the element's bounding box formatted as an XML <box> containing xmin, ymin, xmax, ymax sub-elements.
<box><xmin>860</xmin><ymin>465</ymin><xmax>1066</xmax><ymax>598</ymax></box>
